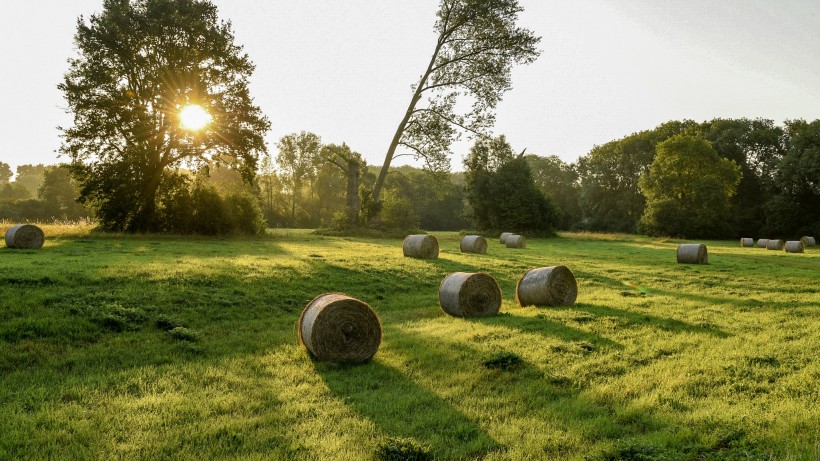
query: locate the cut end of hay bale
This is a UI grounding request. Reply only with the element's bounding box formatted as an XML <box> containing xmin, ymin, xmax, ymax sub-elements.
<box><xmin>800</xmin><ymin>236</ymin><xmax>816</xmax><ymax>247</ymax></box>
<box><xmin>402</xmin><ymin>234</ymin><xmax>439</xmax><ymax>259</ymax></box>
<box><xmin>505</xmin><ymin>234</ymin><xmax>526</xmax><ymax>249</ymax></box>
<box><xmin>740</xmin><ymin>238</ymin><xmax>754</xmax><ymax>247</ymax></box>
<box><xmin>298</xmin><ymin>293</ymin><xmax>382</xmax><ymax>363</ymax></box>
<box><xmin>516</xmin><ymin>266</ymin><xmax>578</xmax><ymax>307</ymax></box>
<box><xmin>4</xmin><ymin>224</ymin><xmax>45</xmax><ymax>249</ymax></box>
<box><xmin>460</xmin><ymin>235</ymin><xmax>488</xmax><ymax>254</ymax></box>
<box><xmin>499</xmin><ymin>232</ymin><xmax>514</xmax><ymax>244</ymax></box>
<box><xmin>766</xmin><ymin>239</ymin><xmax>785</xmax><ymax>251</ymax></box>
<box><xmin>784</xmin><ymin>241</ymin><xmax>804</xmax><ymax>253</ymax></box>
<box><xmin>756</xmin><ymin>239</ymin><xmax>769</xmax><ymax>248</ymax></box>
<box><xmin>677</xmin><ymin>244</ymin><xmax>708</xmax><ymax>264</ymax></box>
<box><xmin>439</xmin><ymin>272</ymin><xmax>501</xmax><ymax>317</ymax></box>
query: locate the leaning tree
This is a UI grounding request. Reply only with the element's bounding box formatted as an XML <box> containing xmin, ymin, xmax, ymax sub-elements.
<box><xmin>60</xmin><ymin>0</ymin><xmax>269</xmax><ymax>232</ymax></box>
<box><xmin>371</xmin><ymin>0</ymin><xmax>541</xmax><ymax>204</ymax></box>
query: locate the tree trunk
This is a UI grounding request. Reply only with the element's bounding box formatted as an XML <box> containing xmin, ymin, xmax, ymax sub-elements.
<box><xmin>346</xmin><ymin>159</ymin><xmax>360</xmax><ymax>226</ymax></box>
<box><xmin>372</xmin><ymin>38</ymin><xmax>444</xmax><ymax>204</ymax></box>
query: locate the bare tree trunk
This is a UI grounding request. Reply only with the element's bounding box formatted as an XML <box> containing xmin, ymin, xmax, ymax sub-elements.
<box><xmin>371</xmin><ymin>39</ymin><xmax>444</xmax><ymax>204</ymax></box>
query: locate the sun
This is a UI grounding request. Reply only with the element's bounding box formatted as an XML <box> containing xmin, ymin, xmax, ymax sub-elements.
<box><xmin>179</xmin><ymin>104</ymin><xmax>212</xmax><ymax>131</ymax></box>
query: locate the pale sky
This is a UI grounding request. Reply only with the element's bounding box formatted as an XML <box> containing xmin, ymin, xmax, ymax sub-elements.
<box><xmin>2</xmin><ymin>1</ymin><xmax>819</xmax><ymax>177</ymax></box>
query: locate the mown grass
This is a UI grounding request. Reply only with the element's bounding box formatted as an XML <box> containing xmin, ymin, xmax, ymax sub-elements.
<box><xmin>0</xmin><ymin>226</ymin><xmax>818</xmax><ymax>460</ymax></box>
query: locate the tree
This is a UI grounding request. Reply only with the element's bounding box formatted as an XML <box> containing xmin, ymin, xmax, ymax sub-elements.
<box><xmin>525</xmin><ymin>154</ymin><xmax>581</xmax><ymax>230</ymax></box>
<box><xmin>0</xmin><ymin>162</ymin><xmax>11</xmax><ymax>185</ymax></box>
<box><xmin>38</xmin><ymin>164</ymin><xmax>90</xmax><ymax>220</ymax></box>
<box><xmin>276</xmin><ymin>132</ymin><xmax>321</xmax><ymax>227</ymax></box>
<box><xmin>765</xmin><ymin>119</ymin><xmax>820</xmax><ymax>236</ymax></box>
<box><xmin>464</xmin><ymin>136</ymin><xmax>558</xmax><ymax>233</ymax></box>
<box><xmin>371</xmin><ymin>0</ymin><xmax>540</xmax><ymax>204</ymax></box>
<box><xmin>13</xmin><ymin>164</ymin><xmax>47</xmax><ymax>199</ymax></box>
<box><xmin>60</xmin><ymin>0</ymin><xmax>269</xmax><ymax>232</ymax></box>
<box><xmin>576</xmin><ymin>120</ymin><xmax>695</xmax><ymax>232</ymax></box>
<box><xmin>317</xmin><ymin>143</ymin><xmax>365</xmax><ymax>227</ymax></box>
<box><xmin>639</xmin><ymin>134</ymin><xmax>742</xmax><ymax>238</ymax></box>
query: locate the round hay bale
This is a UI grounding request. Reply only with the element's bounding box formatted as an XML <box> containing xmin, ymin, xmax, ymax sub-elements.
<box><xmin>298</xmin><ymin>293</ymin><xmax>381</xmax><ymax>363</ymax></box>
<box><xmin>505</xmin><ymin>234</ymin><xmax>526</xmax><ymax>248</ymax></box>
<box><xmin>4</xmin><ymin>224</ymin><xmax>45</xmax><ymax>249</ymax></box>
<box><xmin>402</xmin><ymin>234</ymin><xmax>439</xmax><ymax>259</ymax></box>
<box><xmin>766</xmin><ymin>239</ymin><xmax>784</xmax><ymax>251</ymax></box>
<box><xmin>439</xmin><ymin>272</ymin><xmax>501</xmax><ymax>317</ymax></box>
<box><xmin>800</xmin><ymin>236</ymin><xmax>816</xmax><ymax>247</ymax></box>
<box><xmin>740</xmin><ymin>238</ymin><xmax>754</xmax><ymax>247</ymax></box>
<box><xmin>499</xmin><ymin>232</ymin><xmax>514</xmax><ymax>244</ymax></box>
<box><xmin>784</xmin><ymin>241</ymin><xmax>804</xmax><ymax>253</ymax></box>
<box><xmin>515</xmin><ymin>266</ymin><xmax>577</xmax><ymax>307</ymax></box>
<box><xmin>677</xmin><ymin>244</ymin><xmax>708</xmax><ymax>264</ymax></box>
<box><xmin>756</xmin><ymin>239</ymin><xmax>769</xmax><ymax>248</ymax></box>
<box><xmin>460</xmin><ymin>235</ymin><xmax>488</xmax><ymax>254</ymax></box>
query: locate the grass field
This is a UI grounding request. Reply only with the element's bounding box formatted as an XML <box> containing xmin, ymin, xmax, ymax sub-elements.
<box><xmin>1</xmin><ymin>225</ymin><xmax>818</xmax><ymax>460</ymax></box>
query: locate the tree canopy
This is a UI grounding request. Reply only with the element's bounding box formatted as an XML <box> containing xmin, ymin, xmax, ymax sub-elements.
<box><xmin>59</xmin><ymin>0</ymin><xmax>269</xmax><ymax>232</ymax></box>
<box><xmin>371</xmin><ymin>0</ymin><xmax>540</xmax><ymax>204</ymax></box>
<box><xmin>639</xmin><ymin>134</ymin><xmax>742</xmax><ymax>238</ymax></box>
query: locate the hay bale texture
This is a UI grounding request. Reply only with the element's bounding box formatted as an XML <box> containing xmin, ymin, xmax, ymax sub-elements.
<box><xmin>801</xmin><ymin>236</ymin><xmax>816</xmax><ymax>247</ymax></box>
<box><xmin>460</xmin><ymin>235</ymin><xmax>488</xmax><ymax>254</ymax></box>
<box><xmin>298</xmin><ymin>293</ymin><xmax>381</xmax><ymax>363</ymax></box>
<box><xmin>438</xmin><ymin>272</ymin><xmax>502</xmax><ymax>317</ymax></box>
<box><xmin>505</xmin><ymin>234</ymin><xmax>526</xmax><ymax>248</ymax></box>
<box><xmin>677</xmin><ymin>244</ymin><xmax>708</xmax><ymax>264</ymax></box>
<box><xmin>740</xmin><ymin>238</ymin><xmax>754</xmax><ymax>247</ymax></box>
<box><xmin>757</xmin><ymin>239</ymin><xmax>769</xmax><ymax>248</ymax></box>
<box><xmin>766</xmin><ymin>239</ymin><xmax>785</xmax><ymax>250</ymax></box>
<box><xmin>499</xmin><ymin>232</ymin><xmax>514</xmax><ymax>244</ymax></box>
<box><xmin>402</xmin><ymin>234</ymin><xmax>439</xmax><ymax>259</ymax></box>
<box><xmin>784</xmin><ymin>241</ymin><xmax>804</xmax><ymax>253</ymax></box>
<box><xmin>4</xmin><ymin>224</ymin><xmax>45</xmax><ymax>249</ymax></box>
<box><xmin>516</xmin><ymin>266</ymin><xmax>578</xmax><ymax>307</ymax></box>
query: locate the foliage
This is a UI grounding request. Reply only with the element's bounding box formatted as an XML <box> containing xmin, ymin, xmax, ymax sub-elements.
<box><xmin>380</xmin><ymin>188</ymin><xmax>418</xmax><ymax>230</ymax></box>
<box><xmin>2</xmin><ymin>227</ymin><xmax>817</xmax><ymax>459</ymax></box>
<box><xmin>372</xmin><ymin>0</ymin><xmax>541</xmax><ymax>203</ymax></box>
<box><xmin>639</xmin><ymin>135</ymin><xmax>742</xmax><ymax>238</ymax></box>
<box><xmin>59</xmin><ymin>0</ymin><xmax>269</xmax><ymax>232</ymax></box>
<box><xmin>38</xmin><ymin>164</ymin><xmax>91</xmax><ymax>220</ymax></box>
<box><xmin>464</xmin><ymin>136</ymin><xmax>558</xmax><ymax>233</ymax></box>
<box><xmin>276</xmin><ymin>131</ymin><xmax>322</xmax><ymax>226</ymax></box>
<box><xmin>0</xmin><ymin>162</ymin><xmax>12</xmax><ymax>184</ymax></box>
<box><xmin>525</xmin><ymin>154</ymin><xmax>581</xmax><ymax>230</ymax></box>
<box><xmin>576</xmin><ymin>121</ymin><xmax>696</xmax><ymax>233</ymax></box>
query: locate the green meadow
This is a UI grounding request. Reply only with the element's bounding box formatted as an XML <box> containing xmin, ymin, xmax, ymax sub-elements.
<box><xmin>1</xmin><ymin>226</ymin><xmax>818</xmax><ymax>460</ymax></box>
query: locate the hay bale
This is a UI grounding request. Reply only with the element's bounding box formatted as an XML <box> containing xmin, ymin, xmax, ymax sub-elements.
<box><xmin>439</xmin><ymin>272</ymin><xmax>501</xmax><ymax>317</ymax></box>
<box><xmin>677</xmin><ymin>244</ymin><xmax>708</xmax><ymax>264</ymax></box>
<box><xmin>298</xmin><ymin>293</ymin><xmax>381</xmax><ymax>363</ymax></box>
<box><xmin>505</xmin><ymin>234</ymin><xmax>526</xmax><ymax>248</ymax></box>
<box><xmin>460</xmin><ymin>235</ymin><xmax>488</xmax><ymax>254</ymax></box>
<box><xmin>4</xmin><ymin>224</ymin><xmax>45</xmax><ymax>249</ymax></box>
<box><xmin>516</xmin><ymin>266</ymin><xmax>577</xmax><ymax>307</ymax></box>
<box><xmin>499</xmin><ymin>232</ymin><xmax>514</xmax><ymax>244</ymax></box>
<box><xmin>402</xmin><ymin>234</ymin><xmax>439</xmax><ymax>259</ymax></box>
<box><xmin>800</xmin><ymin>236</ymin><xmax>816</xmax><ymax>247</ymax></box>
<box><xmin>740</xmin><ymin>238</ymin><xmax>754</xmax><ymax>247</ymax></box>
<box><xmin>784</xmin><ymin>241</ymin><xmax>804</xmax><ymax>253</ymax></box>
<box><xmin>756</xmin><ymin>239</ymin><xmax>769</xmax><ymax>248</ymax></box>
<box><xmin>766</xmin><ymin>239</ymin><xmax>784</xmax><ymax>251</ymax></box>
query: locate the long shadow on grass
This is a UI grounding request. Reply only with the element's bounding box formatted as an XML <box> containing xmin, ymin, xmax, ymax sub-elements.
<box><xmin>556</xmin><ymin>303</ymin><xmax>731</xmax><ymax>338</ymax></box>
<box><xmin>468</xmin><ymin>311</ymin><xmax>623</xmax><ymax>350</ymax></box>
<box><xmin>316</xmin><ymin>359</ymin><xmax>501</xmax><ymax>460</ymax></box>
<box><xmin>389</xmin><ymin>325</ymin><xmax>673</xmax><ymax>455</ymax></box>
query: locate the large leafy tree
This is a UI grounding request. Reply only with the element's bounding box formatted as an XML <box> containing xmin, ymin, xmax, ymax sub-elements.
<box><xmin>60</xmin><ymin>0</ymin><xmax>269</xmax><ymax>232</ymax></box>
<box><xmin>525</xmin><ymin>154</ymin><xmax>581</xmax><ymax>230</ymax></box>
<box><xmin>371</xmin><ymin>0</ymin><xmax>540</xmax><ymax>204</ymax></box>
<box><xmin>639</xmin><ymin>134</ymin><xmax>742</xmax><ymax>238</ymax></box>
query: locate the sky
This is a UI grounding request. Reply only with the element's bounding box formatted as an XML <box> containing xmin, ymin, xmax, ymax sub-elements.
<box><xmin>2</xmin><ymin>0</ymin><xmax>819</xmax><ymax>177</ymax></box>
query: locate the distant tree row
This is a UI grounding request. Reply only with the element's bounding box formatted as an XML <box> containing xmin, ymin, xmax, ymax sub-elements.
<box><xmin>0</xmin><ymin>163</ymin><xmax>90</xmax><ymax>222</ymax></box>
